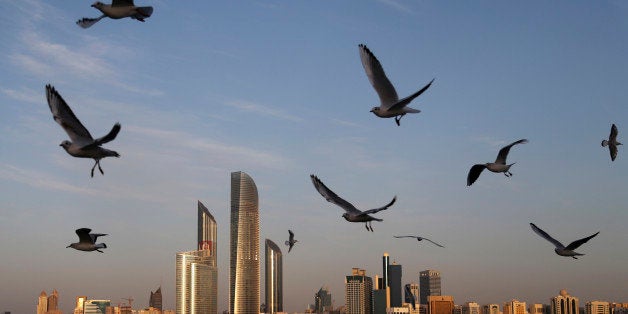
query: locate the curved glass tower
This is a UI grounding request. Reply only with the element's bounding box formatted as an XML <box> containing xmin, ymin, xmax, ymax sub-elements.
<box><xmin>265</xmin><ymin>239</ymin><xmax>283</xmax><ymax>314</ymax></box>
<box><xmin>230</xmin><ymin>171</ymin><xmax>260</xmax><ymax>314</ymax></box>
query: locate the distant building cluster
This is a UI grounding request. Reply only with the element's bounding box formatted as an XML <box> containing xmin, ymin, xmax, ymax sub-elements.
<box><xmin>32</xmin><ymin>173</ymin><xmax>628</xmax><ymax>314</ymax></box>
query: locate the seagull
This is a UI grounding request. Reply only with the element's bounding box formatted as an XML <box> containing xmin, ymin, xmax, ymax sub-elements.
<box><xmin>285</xmin><ymin>230</ymin><xmax>298</xmax><ymax>253</ymax></box>
<box><xmin>45</xmin><ymin>85</ymin><xmax>121</xmax><ymax>177</ymax></box>
<box><xmin>310</xmin><ymin>174</ymin><xmax>396</xmax><ymax>232</ymax></box>
<box><xmin>467</xmin><ymin>139</ymin><xmax>528</xmax><ymax>186</ymax></box>
<box><xmin>76</xmin><ymin>0</ymin><xmax>153</xmax><ymax>29</ymax></box>
<box><xmin>393</xmin><ymin>235</ymin><xmax>445</xmax><ymax>248</ymax></box>
<box><xmin>601</xmin><ymin>124</ymin><xmax>622</xmax><ymax>161</ymax></box>
<box><xmin>530</xmin><ymin>223</ymin><xmax>598</xmax><ymax>259</ymax></box>
<box><xmin>358</xmin><ymin>44</ymin><xmax>434</xmax><ymax>126</ymax></box>
<box><xmin>67</xmin><ymin>228</ymin><xmax>108</xmax><ymax>253</ymax></box>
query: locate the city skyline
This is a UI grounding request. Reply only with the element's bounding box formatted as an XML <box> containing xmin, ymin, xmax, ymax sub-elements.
<box><xmin>1</xmin><ymin>1</ymin><xmax>628</xmax><ymax>314</ymax></box>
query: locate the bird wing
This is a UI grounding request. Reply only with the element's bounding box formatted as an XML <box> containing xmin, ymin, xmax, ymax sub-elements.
<box><xmin>359</xmin><ymin>44</ymin><xmax>399</xmax><ymax>109</ymax></box>
<box><xmin>565</xmin><ymin>231</ymin><xmax>599</xmax><ymax>251</ymax></box>
<box><xmin>361</xmin><ymin>196</ymin><xmax>396</xmax><ymax>215</ymax></box>
<box><xmin>495</xmin><ymin>139</ymin><xmax>528</xmax><ymax>164</ymax></box>
<box><xmin>76</xmin><ymin>16</ymin><xmax>104</xmax><ymax>29</ymax></box>
<box><xmin>46</xmin><ymin>85</ymin><xmax>94</xmax><ymax>147</ymax></box>
<box><xmin>310</xmin><ymin>175</ymin><xmax>361</xmax><ymax>214</ymax></box>
<box><xmin>112</xmin><ymin>0</ymin><xmax>135</xmax><ymax>7</ymax></box>
<box><xmin>75</xmin><ymin>228</ymin><xmax>94</xmax><ymax>244</ymax></box>
<box><xmin>530</xmin><ymin>223</ymin><xmax>564</xmax><ymax>249</ymax></box>
<box><xmin>610</xmin><ymin>124</ymin><xmax>618</xmax><ymax>142</ymax></box>
<box><xmin>423</xmin><ymin>237</ymin><xmax>445</xmax><ymax>248</ymax></box>
<box><xmin>82</xmin><ymin>123</ymin><xmax>121</xmax><ymax>150</ymax></box>
<box><xmin>394</xmin><ymin>235</ymin><xmax>418</xmax><ymax>239</ymax></box>
<box><xmin>90</xmin><ymin>233</ymin><xmax>108</xmax><ymax>243</ymax></box>
<box><xmin>288</xmin><ymin>230</ymin><xmax>294</xmax><ymax>242</ymax></box>
<box><xmin>610</xmin><ymin>144</ymin><xmax>618</xmax><ymax>161</ymax></box>
<box><xmin>466</xmin><ymin>164</ymin><xmax>486</xmax><ymax>186</ymax></box>
<box><xmin>387</xmin><ymin>78</ymin><xmax>434</xmax><ymax>112</ymax></box>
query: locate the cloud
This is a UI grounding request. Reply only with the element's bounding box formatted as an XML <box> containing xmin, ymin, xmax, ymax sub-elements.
<box><xmin>0</xmin><ymin>163</ymin><xmax>101</xmax><ymax>196</ymax></box>
<box><xmin>376</xmin><ymin>0</ymin><xmax>415</xmax><ymax>14</ymax></box>
<box><xmin>1</xmin><ymin>87</ymin><xmax>43</xmax><ymax>104</ymax></box>
<box><xmin>225</xmin><ymin>99</ymin><xmax>303</xmax><ymax>122</ymax></box>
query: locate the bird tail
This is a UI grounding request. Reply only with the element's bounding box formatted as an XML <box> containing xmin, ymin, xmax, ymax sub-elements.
<box><xmin>104</xmin><ymin>149</ymin><xmax>120</xmax><ymax>158</ymax></box>
<box><xmin>372</xmin><ymin>217</ymin><xmax>383</xmax><ymax>222</ymax></box>
<box><xmin>602</xmin><ymin>140</ymin><xmax>609</xmax><ymax>147</ymax></box>
<box><xmin>96</xmin><ymin>243</ymin><xmax>107</xmax><ymax>249</ymax></box>
<box><xmin>76</xmin><ymin>16</ymin><xmax>104</xmax><ymax>29</ymax></box>
<box><xmin>136</xmin><ymin>6</ymin><xmax>153</xmax><ymax>18</ymax></box>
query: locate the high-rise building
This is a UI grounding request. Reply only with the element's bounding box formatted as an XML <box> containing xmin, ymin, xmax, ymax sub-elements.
<box><xmin>389</xmin><ymin>262</ymin><xmax>402</xmax><ymax>307</ymax></box>
<box><xmin>314</xmin><ymin>286</ymin><xmax>332</xmax><ymax>313</ymax></box>
<box><xmin>374</xmin><ymin>289</ymin><xmax>387</xmax><ymax>314</ymax></box>
<box><xmin>531</xmin><ymin>304</ymin><xmax>545</xmax><ymax>314</ymax></box>
<box><xmin>405</xmin><ymin>284</ymin><xmax>419</xmax><ymax>308</ymax></box>
<box><xmin>150</xmin><ymin>286</ymin><xmax>163</xmax><ymax>311</ymax></box>
<box><xmin>503</xmin><ymin>300</ymin><xmax>526</xmax><ymax>314</ymax></box>
<box><xmin>265</xmin><ymin>239</ymin><xmax>283</xmax><ymax>314</ymax></box>
<box><xmin>428</xmin><ymin>296</ymin><xmax>454</xmax><ymax>314</ymax></box>
<box><xmin>84</xmin><ymin>300</ymin><xmax>111</xmax><ymax>314</ymax></box>
<box><xmin>47</xmin><ymin>289</ymin><xmax>60</xmax><ymax>314</ymax></box>
<box><xmin>176</xmin><ymin>201</ymin><xmax>218</xmax><ymax>314</ymax></box>
<box><xmin>463</xmin><ymin>303</ymin><xmax>480</xmax><ymax>314</ymax></box>
<box><xmin>230</xmin><ymin>171</ymin><xmax>260</xmax><ymax>314</ymax></box>
<box><xmin>551</xmin><ymin>290</ymin><xmax>579</xmax><ymax>314</ymax></box>
<box><xmin>37</xmin><ymin>291</ymin><xmax>48</xmax><ymax>314</ymax></box>
<box><xmin>345</xmin><ymin>268</ymin><xmax>373</xmax><ymax>314</ymax></box>
<box><xmin>586</xmin><ymin>302</ymin><xmax>610</xmax><ymax>314</ymax></box>
<box><xmin>482</xmin><ymin>304</ymin><xmax>500</xmax><ymax>314</ymax></box>
<box><xmin>419</xmin><ymin>270</ymin><xmax>441</xmax><ymax>305</ymax></box>
<box><xmin>74</xmin><ymin>296</ymin><xmax>87</xmax><ymax>314</ymax></box>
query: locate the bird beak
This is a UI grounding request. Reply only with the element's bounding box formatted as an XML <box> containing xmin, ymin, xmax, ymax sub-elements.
<box><xmin>66</xmin><ymin>245</ymin><xmax>71</xmax><ymax>248</ymax></box>
<box><xmin>370</xmin><ymin>109</ymin><xmax>374</xmax><ymax>112</ymax></box>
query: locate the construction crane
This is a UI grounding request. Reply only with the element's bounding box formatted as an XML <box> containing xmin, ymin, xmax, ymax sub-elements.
<box><xmin>122</xmin><ymin>297</ymin><xmax>134</xmax><ymax>309</ymax></box>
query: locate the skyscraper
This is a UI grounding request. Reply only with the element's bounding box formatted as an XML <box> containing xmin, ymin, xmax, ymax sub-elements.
<box><xmin>428</xmin><ymin>296</ymin><xmax>454</xmax><ymax>314</ymax></box>
<box><xmin>482</xmin><ymin>304</ymin><xmax>500</xmax><ymax>314</ymax></box>
<box><xmin>84</xmin><ymin>300</ymin><xmax>110</xmax><ymax>314</ymax></box>
<box><xmin>150</xmin><ymin>286</ymin><xmax>163</xmax><ymax>311</ymax></box>
<box><xmin>176</xmin><ymin>201</ymin><xmax>218</xmax><ymax>314</ymax></box>
<box><xmin>389</xmin><ymin>262</ymin><xmax>402</xmax><ymax>307</ymax></box>
<box><xmin>419</xmin><ymin>270</ymin><xmax>441</xmax><ymax>305</ymax></box>
<box><xmin>230</xmin><ymin>171</ymin><xmax>260</xmax><ymax>314</ymax></box>
<box><xmin>551</xmin><ymin>290</ymin><xmax>579</xmax><ymax>314</ymax></box>
<box><xmin>345</xmin><ymin>268</ymin><xmax>373</xmax><ymax>314</ymax></box>
<box><xmin>37</xmin><ymin>291</ymin><xmax>47</xmax><ymax>314</ymax></box>
<box><xmin>382</xmin><ymin>253</ymin><xmax>391</xmax><ymax>308</ymax></box>
<box><xmin>463</xmin><ymin>302</ymin><xmax>480</xmax><ymax>314</ymax></box>
<box><xmin>74</xmin><ymin>296</ymin><xmax>87</xmax><ymax>314</ymax></box>
<box><xmin>314</xmin><ymin>286</ymin><xmax>332</xmax><ymax>313</ymax></box>
<box><xmin>405</xmin><ymin>283</ymin><xmax>419</xmax><ymax>308</ymax></box>
<box><xmin>265</xmin><ymin>239</ymin><xmax>283</xmax><ymax>314</ymax></box>
<box><xmin>503</xmin><ymin>300</ymin><xmax>526</xmax><ymax>314</ymax></box>
<box><xmin>586</xmin><ymin>301</ymin><xmax>610</xmax><ymax>314</ymax></box>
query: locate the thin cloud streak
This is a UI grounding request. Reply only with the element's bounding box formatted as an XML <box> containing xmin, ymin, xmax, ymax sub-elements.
<box><xmin>225</xmin><ymin>99</ymin><xmax>303</xmax><ymax>122</ymax></box>
<box><xmin>0</xmin><ymin>163</ymin><xmax>101</xmax><ymax>196</ymax></box>
<box><xmin>376</xmin><ymin>0</ymin><xmax>415</xmax><ymax>14</ymax></box>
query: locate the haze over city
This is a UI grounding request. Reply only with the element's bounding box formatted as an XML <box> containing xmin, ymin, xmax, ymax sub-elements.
<box><xmin>1</xmin><ymin>1</ymin><xmax>627</xmax><ymax>314</ymax></box>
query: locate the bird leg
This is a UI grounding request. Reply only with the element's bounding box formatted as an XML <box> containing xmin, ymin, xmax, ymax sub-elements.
<box><xmin>503</xmin><ymin>172</ymin><xmax>511</xmax><ymax>177</ymax></box>
<box><xmin>364</xmin><ymin>223</ymin><xmax>369</xmax><ymax>231</ymax></box>
<box><xmin>96</xmin><ymin>249</ymin><xmax>104</xmax><ymax>253</ymax></box>
<box><xmin>97</xmin><ymin>160</ymin><xmax>104</xmax><ymax>175</ymax></box>
<box><xmin>368</xmin><ymin>221</ymin><xmax>374</xmax><ymax>232</ymax></box>
<box><xmin>91</xmin><ymin>161</ymin><xmax>98</xmax><ymax>177</ymax></box>
<box><xmin>572</xmin><ymin>256</ymin><xmax>578</xmax><ymax>259</ymax></box>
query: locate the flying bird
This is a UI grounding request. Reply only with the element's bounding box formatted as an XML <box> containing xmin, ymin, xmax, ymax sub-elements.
<box><xmin>285</xmin><ymin>230</ymin><xmax>298</xmax><ymax>253</ymax></box>
<box><xmin>358</xmin><ymin>44</ymin><xmax>434</xmax><ymax>126</ymax></box>
<box><xmin>45</xmin><ymin>85</ymin><xmax>121</xmax><ymax>177</ymax></box>
<box><xmin>76</xmin><ymin>0</ymin><xmax>153</xmax><ymax>29</ymax></box>
<box><xmin>601</xmin><ymin>124</ymin><xmax>622</xmax><ymax>161</ymax></box>
<box><xmin>393</xmin><ymin>235</ymin><xmax>445</xmax><ymax>248</ymax></box>
<box><xmin>530</xmin><ymin>223</ymin><xmax>599</xmax><ymax>259</ymax></box>
<box><xmin>310</xmin><ymin>174</ymin><xmax>396</xmax><ymax>232</ymax></box>
<box><xmin>67</xmin><ymin>228</ymin><xmax>108</xmax><ymax>253</ymax></box>
<box><xmin>467</xmin><ymin>139</ymin><xmax>528</xmax><ymax>186</ymax></box>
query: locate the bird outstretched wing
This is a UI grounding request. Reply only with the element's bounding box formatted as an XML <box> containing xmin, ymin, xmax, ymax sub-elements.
<box><xmin>310</xmin><ymin>175</ymin><xmax>360</xmax><ymax>214</ymax></box>
<box><xmin>76</xmin><ymin>16</ymin><xmax>104</xmax><ymax>29</ymax></box>
<box><xmin>387</xmin><ymin>78</ymin><xmax>434</xmax><ymax>112</ymax></box>
<box><xmin>359</xmin><ymin>44</ymin><xmax>399</xmax><ymax>109</ymax></box>
<box><xmin>46</xmin><ymin>85</ymin><xmax>94</xmax><ymax>146</ymax></box>
<box><xmin>361</xmin><ymin>196</ymin><xmax>396</xmax><ymax>215</ymax></box>
<box><xmin>495</xmin><ymin>139</ymin><xmax>528</xmax><ymax>164</ymax></box>
<box><xmin>75</xmin><ymin>228</ymin><xmax>94</xmax><ymax>244</ymax></box>
<box><xmin>530</xmin><ymin>223</ymin><xmax>564</xmax><ymax>249</ymax></box>
<box><xmin>467</xmin><ymin>164</ymin><xmax>486</xmax><ymax>186</ymax></box>
<box><xmin>564</xmin><ymin>231</ymin><xmax>599</xmax><ymax>251</ymax></box>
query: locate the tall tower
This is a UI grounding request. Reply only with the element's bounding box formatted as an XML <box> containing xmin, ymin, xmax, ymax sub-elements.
<box><xmin>504</xmin><ymin>300</ymin><xmax>527</xmax><ymax>314</ymax></box>
<box><xmin>314</xmin><ymin>286</ymin><xmax>332</xmax><ymax>313</ymax></box>
<box><xmin>265</xmin><ymin>239</ymin><xmax>283</xmax><ymax>314</ymax></box>
<box><xmin>419</xmin><ymin>270</ymin><xmax>441</xmax><ymax>305</ymax></box>
<box><xmin>150</xmin><ymin>286</ymin><xmax>163</xmax><ymax>311</ymax></box>
<box><xmin>37</xmin><ymin>291</ymin><xmax>47</xmax><ymax>314</ymax></box>
<box><xmin>345</xmin><ymin>268</ymin><xmax>373</xmax><ymax>314</ymax></box>
<box><xmin>389</xmin><ymin>262</ymin><xmax>402</xmax><ymax>307</ymax></box>
<box><xmin>382</xmin><ymin>253</ymin><xmax>391</xmax><ymax>308</ymax></box>
<box><xmin>586</xmin><ymin>301</ymin><xmax>610</xmax><ymax>314</ymax></box>
<box><xmin>176</xmin><ymin>201</ymin><xmax>218</xmax><ymax>314</ymax></box>
<box><xmin>428</xmin><ymin>295</ymin><xmax>454</xmax><ymax>314</ymax></box>
<box><xmin>405</xmin><ymin>283</ymin><xmax>419</xmax><ymax>308</ymax></box>
<box><xmin>551</xmin><ymin>290</ymin><xmax>579</xmax><ymax>314</ymax></box>
<box><xmin>230</xmin><ymin>171</ymin><xmax>260</xmax><ymax>314</ymax></box>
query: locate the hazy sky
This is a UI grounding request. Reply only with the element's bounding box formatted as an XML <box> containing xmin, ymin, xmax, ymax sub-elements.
<box><xmin>1</xmin><ymin>1</ymin><xmax>627</xmax><ymax>313</ymax></box>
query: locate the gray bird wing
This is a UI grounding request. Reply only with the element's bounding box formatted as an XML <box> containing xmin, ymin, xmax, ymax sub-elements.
<box><xmin>361</xmin><ymin>196</ymin><xmax>396</xmax><ymax>215</ymax></box>
<box><xmin>76</xmin><ymin>16</ymin><xmax>104</xmax><ymax>29</ymax></box>
<box><xmin>467</xmin><ymin>164</ymin><xmax>486</xmax><ymax>186</ymax></box>
<box><xmin>564</xmin><ymin>231</ymin><xmax>599</xmax><ymax>251</ymax></box>
<box><xmin>610</xmin><ymin>144</ymin><xmax>618</xmax><ymax>161</ymax></box>
<box><xmin>112</xmin><ymin>0</ymin><xmax>135</xmax><ymax>7</ymax></box>
<box><xmin>422</xmin><ymin>237</ymin><xmax>445</xmax><ymax>248</ymax></box>
<box><xmin>387</xmin><ymin>78</ymin><xmax>434</xmax><ymax>112</ymax></box>
<box><xmin>394</xmin><ymin>235</ymin><xmax>418</xmax><ymax>239</ymax></box>
<box><xmin>495</xmin><ymin>139</ymin><xmax>528</xmax><ymax>164</ymax></box>
<box><xmin>359</xmin><ymin>44</ymin><xmax>399</xmax><ymax>109</ymax></box>
<box><xmin>75</xmin><ymin>228</ymin><xmax>94</xmax><ymax>244</ymax></box>
<box><xmin>89</xmin><ymin>233</ymin><xmax>108</xmax><ymax>243</ymax></box>
<box><xmin>310</xmin><ymin>175</ymin><xmax>361</xmax><ymax>214</ymax></box>
<box><xmin>610</xmin><ymin>124</ymin><xmax>618</xmax><ymax>142</ymax></box>
<box><xmin>288</xmin><ymin>230</ymin><xmax>294</xmax><ymax>242</ymax></box>
<box><xmin>83</xmin><ymin>123</ymin><xmax>121</xmax><ymax>150</ymax></box>
<box><xmin>46</xmin><ymin>85</ymin><xmax>94</xmax><ymax>147</ymax></box>
<box><xmin>530</xmin><ymin>223</ymin><xmax>565</xmax><ymax>249</ymax></box>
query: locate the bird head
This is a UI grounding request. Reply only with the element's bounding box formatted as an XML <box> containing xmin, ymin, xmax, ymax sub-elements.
<box><xmin>67</xmin><ymin>243</ymin><xmax>76</xmax><ymax>249</ymax></box>
<box><xmin>59</xmin><ymin>141</ymin><xmax>72</xmax><ymax>151</ymax></box>
<box><xmin>92</xmin><ymin>2</ymin><xmax>104</xmax><ymax>8</ymax></box>
<box><xmin>370</xmin><ymin>107</ymin><xmax>379</xmax><ymax>113</ymax></box>
<box><xmin>342</xmin><ymin>213</ymin><xmax>350</xmax><ymax>221</ymax></box>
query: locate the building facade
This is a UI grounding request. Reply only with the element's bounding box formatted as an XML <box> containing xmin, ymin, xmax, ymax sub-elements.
<box><xmin>37</xmin><ymin>291</ymin><xmax>48</xmax><ymax>314</ymax></box>
<box><xmin>419</xmin><ymin>270</ymin><xmax>441</xmax><ymax>305</ymax></box>
<box><xmin>149</xmin><ymin>286</ymin><xmax>163</xmax><ymax>311</ymax></box>
<box><xmin>314</xmin><ymin>286</ymin><xmax>332</xmax><ymax>313</ymax></box>
<box><xmin>176</xmin><ymin>201</ymin><xmax>218</xmax><ymax>314</ymax></box>
<box><xmin>84</xmin><ymin>300</ymin><xmax>111</xmax><ymax>314</ymax></box>
<box><xmin>265</xmin><ymin>239</ymin><xmax>283</xmax><ymax>314</ymax></box>
<box><xmin>586</xmin><ymin>302</ymin><xmax>610</xmax><ymax>314</ymax></box>
<box><xmin>551</xmin><ymin>290</ymin><xmax>579</xmax><ymax>314</ymax></box>
<box><xmin>428</xmin><ymin>295</ymin><xmax>454</xmax><ymax>314</ymax></box>
<box><xmin>482</xmin><ymin>304</ymin><xmax>500</xmax><ymax>314</ymax></box>
<box><xmin>463</xmin><ymin>303</ymin><xmax>480</xmax><ymax>314</ymax></box>
<box><xmin>345</xmin><ymin>268</ymin><xmax>373</xmax><ymax>314</ymax></box>
<box><xmin>230</xmin><ymin>171</ymin><xmax>260</xmax><ymax>314</ymax></box>
<box><xmin>503</xmin><ymin>300</ymin><xmax>526</xmax><ymax>314</ymax></box>
<box><xmin>405</xmin><ymin>284</ymin><xmax>419</xmax><ymax>309</ymax></box>
<box><xmin>389</xmin><ymin>263</ymin><xmax>402</xmax><ymax>307</ymax></box>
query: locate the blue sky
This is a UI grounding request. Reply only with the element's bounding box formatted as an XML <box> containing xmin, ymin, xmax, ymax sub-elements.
<box><xmin>1</xmin><ymin>1</ymin><xmax>627</xmax><ymax>313</ymax></box>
